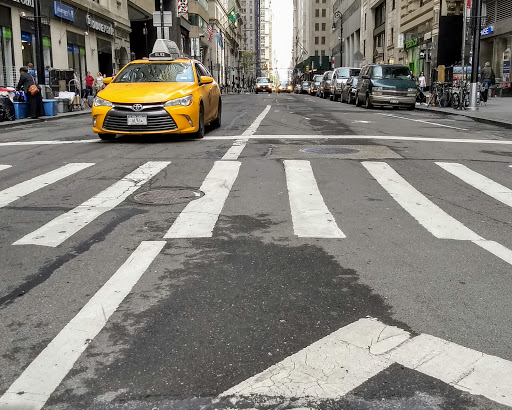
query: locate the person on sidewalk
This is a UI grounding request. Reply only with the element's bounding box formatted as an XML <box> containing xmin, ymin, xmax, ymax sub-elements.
<box><xmin>418</xmin><ymin>72</ymin><xmax>426</xmax><ymax>92</ymax></box>
<box><xmin>95</xmin><ymin>72</ymin><xmax>103</xmax><ymax>95</ymax></box>
<box><xmin>16</xmin><ymin>67</ymin><xmax>44</xmax><ymax>119</ymax></box>
<box><xmin>85</xmin><ymin>72</ymin><xmax>94</xmax><ymax>97</ymax></box>
<box><xmin>480</xmin><ymin>62</ymin><xmax>495</xmax><ymax>103</ymax></box>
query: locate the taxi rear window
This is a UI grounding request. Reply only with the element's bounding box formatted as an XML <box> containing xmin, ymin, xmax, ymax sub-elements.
<box><xmin>114</xmin><ymin>63</ymin><xmax>194</xmax><ymax>83</ymax></box>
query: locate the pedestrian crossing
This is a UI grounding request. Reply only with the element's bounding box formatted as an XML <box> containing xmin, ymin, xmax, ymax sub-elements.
<box><xmin>0</xmin><ymin>158</ymin><xmax>511</xmax><ymax>266</ymax></box>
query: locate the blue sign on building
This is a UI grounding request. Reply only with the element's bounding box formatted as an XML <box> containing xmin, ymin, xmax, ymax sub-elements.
<box><xmin>480</xmin><ymin>26</ymin><xmax>494</xmax><ymax>36</ymax></box>
<box><xmin>54</xmin><ymin>2</ymin><xmax>75</xmax><ymax>22</ymax></box>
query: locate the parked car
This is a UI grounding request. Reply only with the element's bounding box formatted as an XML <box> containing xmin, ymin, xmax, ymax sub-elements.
<box><xmin>255</xmin><ymin>77</ymin><xmax>272</xmax><ymax>94</ymax></box>
<box><xmin>355</xmin><ymin>64</ymin><xmax>417</xmax><ymax>110</ymax></box>
<box><xmin>277</xmin><ymin>83</ymin><xmax>293</xmax><ymax>93</ymax></box>
<box><xmin>294</xmin><ymin>83</ymin><xmax>302</xmax><ymax>94</ymax></box>
<box><xmin>310</xmin><ymin>75</ymin><xmax>323</xmax><ymax>96</ymax></box>
<box><xmin>319</xmin><ymin>71</ymin><xmax>333</xmax><ymax>99</ymax></box>
<box><xmin>341</xmin><ymin>76</ymin><xmax>358</xmax><ymax>104</ymax></box>
<box><xmin>330</xmin><ymin>67</ymin><xmax>361</xmax><ymax>101</ymax></box>
<box><xmin>301</xmin><ymin>81</ymin><xmax>311</xmax><ymax>94</ymax></box>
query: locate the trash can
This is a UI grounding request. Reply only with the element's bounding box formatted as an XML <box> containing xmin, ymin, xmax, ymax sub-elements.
<box><xmin>13</xmin><ymin>102</ymin><xmax>29</xmax><ymax>119</ymax></box>
<box><xmin>42</xmin><ymin>99</ymin><xmax>58</xmax><ymax>116</ymax></box>
<box><xmin>56</xmin><ymin>98</ymin><xmax>69</xmax><ymax>113</ymax></box>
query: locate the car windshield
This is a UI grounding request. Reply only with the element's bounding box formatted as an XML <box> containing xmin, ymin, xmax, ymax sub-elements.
<box><xmin>302</xmin><ymin>82</ymin><xmax>310</xmax><ymax>86</ymax></box>
<box><xmin>336</xmin><ymin>68</ymin><xmax>351</xmax><ymax>78</ymax></box>
<box><xmin>372</xmin><ymin>66</ymin><xmax>411</xmax><ymax>79</ymax></box>
<box><xmin>257</xmin><ymin>78</ymin><xmax>271</xmax><ymax>84</ymax></box>
<box><xmin>114</xmin><ymin>63</ymin><xmax>194</xmax><ymax>83</ymax></box>
<box><xmin>326</xmin><ymin>72</ymin><xmax>333</xmax><ymax>80</ymax></box>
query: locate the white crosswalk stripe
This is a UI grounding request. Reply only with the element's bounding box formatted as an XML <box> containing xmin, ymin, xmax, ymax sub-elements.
<box><xmin>13</xmin><ymin>161</ymin><xmax>170</xmax><ymax>247</ymax></box>
<box><xmin>0</xmin><ymin>163</ymin><xmax>94</xmax><ymax>208</ymax></box>
<box><xmin>284</xmin><ymin>160</ymin><xmax>345</xmax><ymax>238</ymax></box>
<box><xmin>436</xmin><ymin>162</ymin><xmax>512</xmax><ymax>208</ymax></box>
<box><xmin>0</xmin><ymin>165</ymin><xmax>12</xmax><ymax>172</ymax></box>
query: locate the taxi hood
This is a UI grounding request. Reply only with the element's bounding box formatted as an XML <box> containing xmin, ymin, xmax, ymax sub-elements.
<box><xmin>97</xmin><ymin>82</ymin><xmax>196</xmax><ymax>104</ymax></box>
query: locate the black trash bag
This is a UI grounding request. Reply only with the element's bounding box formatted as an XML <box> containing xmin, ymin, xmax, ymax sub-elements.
<box><xmin>0</xmin><ymin>96</ymin><xmax>16</xmax><ymax>121</ymax></box>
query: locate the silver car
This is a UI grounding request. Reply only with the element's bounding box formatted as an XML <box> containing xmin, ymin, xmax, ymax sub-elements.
<box><xmin>319</xmin><ymin>71</ymin><xmax>333</xmax><ymax>99</ymax></box>
<box><xmin>330</xmin><ymin>67</ymin><xmax>361</xmax><ymax>101</ymax></box>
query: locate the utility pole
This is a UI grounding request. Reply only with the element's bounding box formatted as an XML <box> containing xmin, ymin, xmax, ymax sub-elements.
<box><xmin>255</xmin><ymin>0</ymin><xmax>261</xmax><ymax>77</ymax></box>
<box><xmin>33</xmin><ymin>0</ymin><xmax>46</xmax><ymax>88</ymax></box>
<box><xmin>468</xmin><ymin>0</ymin><xmax>482</xmax><ymax>110</ymax></box>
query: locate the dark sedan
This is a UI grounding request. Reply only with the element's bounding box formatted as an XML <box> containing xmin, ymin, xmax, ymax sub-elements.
<box><xmin>341</xmin><ymin>76</ymin><xmax>358</xmax><ymax>104</ymax></box>
<box><xmin>300</xmin><ymin>81</ymin><xmax>311</xmax><ymax>94</ymax></box>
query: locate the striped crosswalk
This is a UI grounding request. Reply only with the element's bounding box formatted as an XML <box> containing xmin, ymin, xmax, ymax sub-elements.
<box><xmin>0</xmin><ymin>159</ymin><xmax>510</xmax><ymax>267</ymax></box>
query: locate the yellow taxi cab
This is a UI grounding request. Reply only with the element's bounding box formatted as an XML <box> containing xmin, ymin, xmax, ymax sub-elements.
<box><xmin>92</xmin><ymin>40</ymin><xmax>221</xmax><ymax>140</ymax></box>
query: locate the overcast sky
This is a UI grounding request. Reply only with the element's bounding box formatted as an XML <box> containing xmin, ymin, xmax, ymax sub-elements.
<box><xmin>271</xmin><ymin>0</ymin><xmax>293</xmax><ymax>82</ymax></box>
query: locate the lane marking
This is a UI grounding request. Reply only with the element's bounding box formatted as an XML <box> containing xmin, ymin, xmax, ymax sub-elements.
<box><xmin>222</xmin><ymin>317</ymin><xmax>512</xmax><ymax>407</ymax></box>
<box><xmin>284</xmin><ymin>160</ymin><xmax>344</xmax><ymax>238</ymax></box>
<box><xmin>0</xmin><ymin>163</ymin><xmax>94</xmax><ymax>208</ymax></box>
<box><xmin>0</xmin><ymin>165</ymin><xmax>12</xmax><ymax>171</ymax></box>
<box><xmin>362</xmin><ymin>161</ymin><xmax>480</xmax><ymax>240</ymax></box>
<box><xmin>379</xmin><ymin>113</ymin><xmax>469</xmax><ymax>131</ymax></box>
<box><xmin>2</xmin><ymin>135</ymin><xmax>512</xmax><ymax>146</ymax></box>
<box><xmin>363</xmin><ymin>161</ymin><xmax>512</xmax><ymax>267</ymax></box>
<box><xmin>437</xmin><ymin>162</ymin><xmax>512</xmax><ymax>208</ymax></box>
<box><xmin>14</xmin><ymin>161</ymin><xmax>170</xmax><ymax>247</ymax></box>
<box><xmin>222</xmin><ymin>105</ymin><xmax>272</xmax><ymax>160</ymax></box>
<box><xmin>0</xmin><ymin>241</ymin><xmax>165</xmax><ymax>410</ymax></box>
<box><xmin>164</xmin><ymin>161</ymin><xmax>241</xmax><ymax>238</ymax></box>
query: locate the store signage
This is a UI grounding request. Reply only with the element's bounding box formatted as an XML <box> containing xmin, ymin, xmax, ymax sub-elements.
<box><xmin>21</xmin><ymin>31</ymin><xmax>32</xmax><ymax>42</ymax></box>
<box><xmin>177</xmin><ymin>0</ymin><xmax>189</xmax><ymax>15</ymax></box>
<box><xmin>397</xmin><ymin>33</ymin><xmax>404</xmax><ymax>48</ymax></box>
<box><xmin>424</xmin><ymin>32</ymin><xmax>432</xmax><ymax>41</ymax></box>
<box><xmin>10</xmin><ymin>0</ymin><xmax>34</xmax><ymax>7</ymax></box>
<box><xmin>86</xmin><ymin>14</ymin><xmax>115</xmax><ymax>36</ymax></box>
<box><xmin>405</xmin><ymin>37</ymin><xmax>418</xmax><ymax>49</ymax></box>
<box><xmin>480</xmin><ymin>26</ymin><xmax>494</xmax><ymax>36</ymax></box>
<box><xmin>54</xmin><ymin>2</ymin><xmax>75</xmax><ymax>22</ymax></box>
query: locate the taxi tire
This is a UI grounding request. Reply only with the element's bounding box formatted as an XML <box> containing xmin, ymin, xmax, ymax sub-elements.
<box><xmin>211</xmin><ymin>100</ymin><xmax>222</xmax><ymax>129</ymax></box>
<box><xmin>194</xmin><ymin>105</ymin><xmax>205</xmax><ymax>139</ymax></box>
<box><xmin>97</xmin><ymin>133</ymin><xmax>116</xmax><ymax>141</ymax></box>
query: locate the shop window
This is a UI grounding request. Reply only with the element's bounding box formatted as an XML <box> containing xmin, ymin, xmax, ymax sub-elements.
<box><xmin>21</xmin><ymin>31</ymin><xmax>35</xmax><ymax>67</ymax></box>
<box><xmin>0</xmin><ymin>26</ymin><xmax>15</xmax><ymax>86</ymax></box>
<box><xmin>67</xmin><ymin>43</ymin><xmax>87</xmax><ymax>89</ymax></box>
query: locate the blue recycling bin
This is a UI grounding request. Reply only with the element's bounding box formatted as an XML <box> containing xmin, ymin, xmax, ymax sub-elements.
<box><xmin>42</xmin><ymin>99</ymin><xmax>58</xmax><ymax>116</ymax></box>
<box><xmin>13</xmin><ymin>102</ymin><xmax>29</xmax><ymax>119</ymax></box>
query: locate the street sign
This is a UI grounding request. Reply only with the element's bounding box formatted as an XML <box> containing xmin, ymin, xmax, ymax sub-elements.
<box><xmin>153</xmin><ymin>11</ymin><xmax>172</xmax><ymax>27</ymax></box>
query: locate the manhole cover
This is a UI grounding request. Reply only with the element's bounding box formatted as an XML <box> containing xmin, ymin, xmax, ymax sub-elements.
<box><xmin>130</xmin><ymin>188</ymin><xmax>204</xmax><ymax>205</ymax></box>
<box><xmin>300</xmin><ymin>147</ymin><xmax>359</xmax><ymax>154</ymax></box>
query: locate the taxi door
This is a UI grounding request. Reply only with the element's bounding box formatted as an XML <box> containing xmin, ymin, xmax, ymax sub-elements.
<box><xmin>196</xmin><ymin>63</ymin><xmax>213</xmax><ymax>121</ymax></box>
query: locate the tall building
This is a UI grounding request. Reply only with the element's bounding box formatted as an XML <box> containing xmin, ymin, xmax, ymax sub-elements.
<box><xmin>331</xmin><ymin>0</ymin><xmax>363</xmax><ymax>67</ymax></box>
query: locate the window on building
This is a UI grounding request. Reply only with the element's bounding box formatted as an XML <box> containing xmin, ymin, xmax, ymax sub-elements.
<box><xmin>316</xmin><ymin>0</ymin><xmax>319</xmax><ymax>3</ymax></box>
<box><xmin>363</xmin><ymin>39</ymin><xmax>366</xmax><ymax>57</ymax></box>
<box><xmin>315</xmin><ymin>50</ymin><xmax>319</xmax><ymax>56</ymax></box>
<box><xmin>315</xmin><ymin>23</ymin><xmax>319</xmax><ymax>31</ymax></box>
<box><xmin>315</xmin><ymin>9</ymin><xmax>319</xmax><ymax>17</ymax></box>
<box><xmin>322</xmin><ymin>0</ymin><xmax>327</xmax><ymax>3</ymax></box>
<box><xmin>189</xmin><ymin>14</ymin><xmax>207</xmax><ymax>30</ymax></box>
<box><xmin>315</xmin><ymin>37</ymin><xmax>319</xmax><ymax>44</ymax></box>
<box><xmin>321</xmin><ymin>50</ymin><xmax>326</xmax><ymax>56</ymax></box>
<box><xmin>321</xmin><ymin>36</ymin><xmax>325</xmax><ymax>44</ymax></box>
<box><xmin>375</xmin><ymin>2</ymin><xmax>386</xmax><ymax>27</ymax></box>
<box><xmin>322</xmin><ymin>9</ymin><xmax>326</xmax><ymax>17</ymax></box>
<box><xmin>392</xmin><ymin>0</ymin><xmax>396</xmax><ymax>10</ymax></box>
<box><xmin>322</xmin><ymin>22</ymin><xmax>326</xmax><ymax>30</ymax></box>
<box><xmin>390</xmin><ymin>27</ymin><xmax>394</xmax><ymax>44</ymax></box>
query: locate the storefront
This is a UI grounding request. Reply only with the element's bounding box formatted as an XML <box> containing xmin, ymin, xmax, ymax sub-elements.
<box><xmin>480</xmin><ymin>25</ymin><xmax>512</xmax><ymax>82</ymax></box>
<box><xmin>0</xmin><ymin>5</ymin><xmax>15</xmax><ymax>86</ymax></box>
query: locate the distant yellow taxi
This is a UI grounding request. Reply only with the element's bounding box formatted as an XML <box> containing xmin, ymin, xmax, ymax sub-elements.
<box><xmin>92</xmin><ymin>41</ymin><xmax>221</xmax><ymax>140</ymax></box>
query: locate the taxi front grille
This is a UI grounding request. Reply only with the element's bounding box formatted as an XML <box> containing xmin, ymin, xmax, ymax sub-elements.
<box><xmin>103</xmin><ymin>109</ymin><xmax>178</xmax><ymax>132</ymax></box>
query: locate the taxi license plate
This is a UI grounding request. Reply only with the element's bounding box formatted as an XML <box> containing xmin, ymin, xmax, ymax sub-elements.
<box><xmin>127</xmin><ymin>115</ymin><xmax>147</xmax><ymax>125</ymax></box>
<box><xmin>390</xmin><ymin>99</ymin><xmax>399</xmax><ymax>104</ymax></box>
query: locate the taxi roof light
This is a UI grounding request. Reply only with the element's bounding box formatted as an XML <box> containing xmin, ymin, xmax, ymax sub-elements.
<box><xmin>149</xmin><ymin>39</ymin><xmax>182</xmax><ymax>61</ymax></box>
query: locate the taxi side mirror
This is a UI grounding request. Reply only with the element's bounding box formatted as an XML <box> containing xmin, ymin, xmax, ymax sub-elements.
<box><xmin>103</xmin><ymin>77</ymin><xmax>113</xmax><ymax>85</ymax></box>
<box><xmin>200</xmin><ymin>76</ymin><xmax>213</xmax><ymax>84</ymax></box>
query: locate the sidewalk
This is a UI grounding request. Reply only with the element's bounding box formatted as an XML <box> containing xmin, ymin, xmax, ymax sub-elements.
<box><xmin>415</xmin><ymin>95</ymin><xmax>512</xmax><ymax>129</ymax></box>
<box><xmin>0</xmin><ymin>108</ymin><xmax>91</xmax><ymax>129</ymax></box>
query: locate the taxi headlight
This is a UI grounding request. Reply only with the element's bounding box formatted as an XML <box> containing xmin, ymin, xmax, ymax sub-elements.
<box><xmin>93</xmin><ymin>97</ymin><xmax>113</xmax><ymax>107</ymax></box>
<box><xmin>164</xmin><ymin>95</ymin><xmax>193</xmax><ymax>107</ymax></box>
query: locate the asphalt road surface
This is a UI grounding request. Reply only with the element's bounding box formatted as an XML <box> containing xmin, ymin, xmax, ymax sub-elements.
<box><xmin>1</xmin><ymin>93</ymin><xmax>512</xmax><ymax>410</ymax></box>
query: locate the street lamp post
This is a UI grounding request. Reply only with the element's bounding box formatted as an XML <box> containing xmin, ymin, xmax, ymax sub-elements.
<box><xmin>333</xmin><ymin>11</ymin><xmax>342</xmax><ymax>67</ymax></box>
<box><xmin>468</xmin><ymin>0</ymin><xmax>483</xmax><ymax>110</ymax></box>
<box><xmin>33</xmin><ymin>0</ymin><xmax>46</xmax><ymax>87</ymax></box>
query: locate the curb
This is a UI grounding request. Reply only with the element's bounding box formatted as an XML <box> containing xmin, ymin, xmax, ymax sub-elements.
<box><xmin>0</xmin><ymin>110</ymin><xmax>91</xmax><ymax>130</ymax></box>
<box><xmin>415</xmin><ymin>104</ymin><xmax>512</xmax><ymax>129</ymax></box>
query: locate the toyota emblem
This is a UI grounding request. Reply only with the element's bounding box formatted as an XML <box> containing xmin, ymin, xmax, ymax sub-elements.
<box><xmin>132</xmin><ymin>104</ymin><xmax>143</xmax><ymax>111</ymax></box>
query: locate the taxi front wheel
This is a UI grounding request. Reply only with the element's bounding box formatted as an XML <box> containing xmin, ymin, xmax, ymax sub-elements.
<box><xmin>97</xmin><ymin>133</ymin><xmax>116</xmax><ymax>141</ymax></box>
<box><xmin>193</xmin><ymin>105</ymin><xmax>205</xmax><ymax>139</ymax></box>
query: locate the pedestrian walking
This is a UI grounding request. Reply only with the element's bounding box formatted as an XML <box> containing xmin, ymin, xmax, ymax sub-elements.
<box><xmin>16</xmin><ymin>67</ymin><xmax>44</xmax><ymax>119</ymax></box>
<box><xmin>410</xmin><ymin>70</ymin><xmax>416</xmax><ymax>80</ymax></box>
<box><xmin>480</xmin><ymin>62</ymin><xmax>495</xmax><ymax>103</ymax></box>
<box><xmin>85</xmin><ymin>71</ymin><xmax>94</xmax><ymax>97</ymax></box>
<box><xmin>95</xmin><ymin>72</ymin><xmax>103</xmax><ymax>95</ymax></box>
<box><xmin>418</xmin><ymin>72</ymin><xmax>426</xmax><ymax>92</ymax></box>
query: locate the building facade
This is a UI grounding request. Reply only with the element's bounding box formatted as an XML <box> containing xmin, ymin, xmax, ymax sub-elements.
<box><xmin>332</xmin><ymin>0</ymin><xmax>362</xmax><ymax>67</ymax></box>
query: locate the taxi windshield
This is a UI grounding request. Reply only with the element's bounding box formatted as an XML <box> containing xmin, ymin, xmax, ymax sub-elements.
<box><xmin>114</xmin><ymin>62</ymin><xmax>194</xmax><ymax>83</ymax></box>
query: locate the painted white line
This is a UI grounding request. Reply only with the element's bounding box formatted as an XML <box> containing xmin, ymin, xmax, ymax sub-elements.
<box><xmin>380</xmin><ymin>113</ymin><xmax>469</xmax><ymax>131</ymax></box>
<box><xmin>221</xmin><ymin>318</ymin><xmax>410</xmax><ymax>399</ymax></box>
<box><xmin>14</xmin><ymin>161</ymin><xmax>170</xmax><ymax>247</ymax></box>
<box><xmin>362</xmin><ymin>161</ymin><xmax>480</xmax><ymax>240</ymax></box>
<box><xmin>437</xmin><ymin>162</ymin><xmax>512</xmax><ymax>208</ymax></box>
<box><xmin>389</xmin><ymin>333</ymin><xmax>512</xmax><ymax>407</ymax></box>
<box><xmin>0</xmin><ymin>240</ymin><xmax>165</xmax><ymax>410</ymax></box>
<box><xmin>473</xmin><ymin>240</ymin><xmax>512</xmax><ymax>266</ymax></box>
<box><xmin>0</xmin><ymin>140</ymin><xmax>97</xmax><ymax>146</ymax></box>
<box><xmin>204</xmin><ymin>135</ymin><xmax>512</xmax><ymax>145</ymax></box>
<box><xmin>0</xmin><ymin>164</ymin><xmax>12</xmax><ymax>171</ymax></box>
<box><xmin>0</xmin><ymin>163</ymin><xmax>94</xmax><ymax>208</ymax></box>
<box><xmin>164</xmin><ymin>161</ymin><xmax>241</xmax><ymax>238</ymax></box>
<box><xmin>222</xmin><ymin>317</ymin><xmax>512</xmax><ymax>406</ymax></box>
<box><xmin>221</xmin><ymin>105</ymin><xmax>272</xmax><ymax>160</ymax></box>
<box><xmin>284</xmin><ymin>160</ymin><xmax>345</xmax><ymax>238</ymax></box>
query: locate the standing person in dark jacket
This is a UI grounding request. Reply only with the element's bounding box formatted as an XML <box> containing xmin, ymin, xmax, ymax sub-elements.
<box><xmin>480</xmin><ymin>61</ymin><xmax>495</xmax><ymax>103</ymax></box>
<box><xmin>16</xmin><ymin>67</ymin><xmax>44</xmax><ymax>119</ymax></box>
